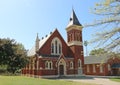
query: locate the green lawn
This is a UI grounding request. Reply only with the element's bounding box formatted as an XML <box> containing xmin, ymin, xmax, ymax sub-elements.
<box><xmin>0</xmin><ymin>76</ymin><xmax>96</xmax><ymax>85</ymax></box>
<box><xmin>110</xmin><ymin>78</ymin><xmax>120</xmax><ymax>82</ymax></box>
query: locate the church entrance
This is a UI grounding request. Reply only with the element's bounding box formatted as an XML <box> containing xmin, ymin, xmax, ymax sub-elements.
<box><xmin>59</xmin><ymin>65</ymin><xmax>64</xmax><ymax>75</ymax></box>
<box><xmin>58</xmin><ymin>58</ymin><xmax>66</xmax><ymax>76</ymax></box>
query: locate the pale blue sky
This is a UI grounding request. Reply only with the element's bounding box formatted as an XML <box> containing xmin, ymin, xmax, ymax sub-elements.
<box><xmin>0</xmin><ymin>0</ymin><xmax>100</xmax><ymax>56</ymax></box>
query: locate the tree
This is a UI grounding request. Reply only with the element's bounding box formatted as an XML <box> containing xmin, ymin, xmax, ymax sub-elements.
<box><xmin>0</xmin><ymin>38</ymin><xmax>29</xmax><ymax>74</ymax></box>
<box><xmin>86</xmin><ymin>0</ymin><xmax>120</xmax><ymax>52</ymax></box>
<box><xmin>89</xmin><ymin>48</ymin><xmax>108</xmax><ymax>55</ymax></box>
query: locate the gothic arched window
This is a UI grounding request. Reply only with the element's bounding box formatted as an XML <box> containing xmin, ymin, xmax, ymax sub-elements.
<box><xmin>51</xmin><ymin>43</ymin><xmax>54</xmax><ymax>53</ymax></box>
<box><xmin>55</xmin><ymin>40</ymin><xmax>57</xmax><ymax>54</ymax></box>
<box><xmin>45</xmin><ymin>61</ymin><xmax>53</xmax><ymax>70</ymax></box>
<box><xmin>59</xmin><ymin>44</ymin><xmax>61</xmax><ymax>54</ymax></box>
<box><xmin>51</xmin><ymin>37</ymin><xmax>62</xmax><ymax>55</ymax></box>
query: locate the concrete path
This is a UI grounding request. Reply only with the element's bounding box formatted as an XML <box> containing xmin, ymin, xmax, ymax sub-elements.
<box><xmin>58</xmin><ymin>76</ymin><xmax>120</xmax><ymax>85</ymax></box>
<box><xmin>71</xmin><ymin>77</ymin><xmax>120</xmax><ymax>85</ymax></box>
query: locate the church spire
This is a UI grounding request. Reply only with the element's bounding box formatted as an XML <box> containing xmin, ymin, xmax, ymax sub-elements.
<box><xmin>67</xmin><ymin>9</ymin><xmax>82</xmax><ymax>27</ymax></box>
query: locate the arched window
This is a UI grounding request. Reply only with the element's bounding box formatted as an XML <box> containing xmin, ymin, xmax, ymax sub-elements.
<box><xmin>49</xmin><ymin>61</ymin><xmax>53</xmax><ymax>69</ymax></box>
<box><xmin>45</xmin><ymin>61</ymin><xmax>53</xmax><ymax>70</ymax></box>
<box><xmin>51</xmin><ymin>37</ymin><xmax>62</xmax><ymax>55</ymax></box>
<box><xmin>45</xmin><ymin>61</ymin><xmax>49</xmax><ymax>69</ymax></box>
<box><xmin>51</xmin><ymin>43</ymin><xmax>54</xmax><ymax>53</ymax></box>
<box><xmin>78</xmin><ymin>59</ymin><xmax>82</xmax><ymax>68</ymax></box>
<box><xmin>55</xmin><ymin>40</ymin><xmax>57</xmax><ymax>54</ymax></box>
<box><xmin>70</xmin><ymin>61</ymin><xmax>73</xmax><ymax>69</ymax></box>
<box><xmin>59</xmin><ymin>44</ymin><xmax>61</xmax><ymax>54</ymax></box>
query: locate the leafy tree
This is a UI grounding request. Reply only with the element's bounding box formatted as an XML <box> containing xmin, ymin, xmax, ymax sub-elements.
<box><xmin>86</xmin><ymin>0</ymin><xmax>120</xmax><ymax>52</ymax></box>
<box><xmin>0</xmin><ymin>38</ymin><xmax>29</xmax><ymax>74</ymax></box>
<box><xmin>89</xmin><ymin>48</ymin><xmax>108</xmax><ymax>55</ymax></box>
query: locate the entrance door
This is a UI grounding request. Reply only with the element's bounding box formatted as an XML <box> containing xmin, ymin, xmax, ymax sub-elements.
<box><xmin>59</xmin><ymin>65</ymin><xmax>64</xmax><ymax>75</ymax></box>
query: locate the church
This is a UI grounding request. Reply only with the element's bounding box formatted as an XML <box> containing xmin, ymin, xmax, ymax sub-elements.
<box><xmin>22</xmin><ymin>9</ymin><xmax>120</xmax><ymax>77</ymax></box>
<box><xmin>22</xmin><ymin>9</ymin><xmax>84</xmax><ymax>77</ymax></box>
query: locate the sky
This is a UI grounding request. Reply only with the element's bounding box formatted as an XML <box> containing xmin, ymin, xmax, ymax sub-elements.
<box><xmin>0</xmin><ymin>0</ymin><xmax>100</xmax><ymax>56</ymax></box>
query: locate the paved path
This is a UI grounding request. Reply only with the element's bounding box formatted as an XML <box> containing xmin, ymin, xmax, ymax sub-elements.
<box><xmin>70</xmin><ymin>78</ymin><xmax>120</xmax><ymax>85</ymax></box>
<box><xmin>58</xmin><ymin>76</ymin><xmax>120</xmax><ymax>85</ymax></box>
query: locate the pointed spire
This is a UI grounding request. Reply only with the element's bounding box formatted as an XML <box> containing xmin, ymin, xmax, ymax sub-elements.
<box><xmin>35</xmin><ymin>33</ymin><xmax>40</xmax><ymax>52</ymax></box>
<box><xmin>67</xmin><ymin>9</ymin><xmax>82</xmax><ymax>27</ymax></box>
<box><xmin>36</xmin><ymin>33</ymin><xmax>39</xmax><ymax>41</ymax></box>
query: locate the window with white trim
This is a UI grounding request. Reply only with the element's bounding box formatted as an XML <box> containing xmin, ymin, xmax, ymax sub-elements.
<box><xmin>70</xmin><ymin>61</ymin><xmax>74</xmax><ymax>69</ymax></box>
<box><xmin>51</xmin><ymin>37</ymin><xmax>62</xmax><ymax>55</ymax></box>
<box><xmin>45</xmin><ymin>61</ymin><xmax>53</xmax><ymax>70</ymax></box>
<box><xmin>51</xmin><ymin>43</ymin><xmax>54</xmax><ymax>53</ymax></box>
<box><xmin>78</xmin><ymin>59</ymin><xmax>82</xmax><ymax>68</ymax></box>
<box><xmin>100</xmin><ymin>65</ymin><xmax>103</xmax><ymax>73</ymax></box>
<box><xmin>45</xmin><ymin>61</ymin><xmax>49</xmax><ymax>69</ymax></box>
<box><xmin>87</xmin><ymin>65</ymin><xmax>90</xmax><ymax>72</ymax></box>
<box><xmin>93</xmin><ymin>64</ymin><xmax>96</xmax><ymax>73</ymax></box>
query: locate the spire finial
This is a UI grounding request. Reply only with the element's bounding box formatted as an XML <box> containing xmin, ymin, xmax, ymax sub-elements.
<box><xmin>36</xmin><ymin>33</ymin><xmax>40</xmax><ymax>41</ymax></box>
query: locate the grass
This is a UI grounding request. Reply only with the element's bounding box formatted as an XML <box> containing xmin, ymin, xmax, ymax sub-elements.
<box><xmin>110</xmin><ymin>77</ymin><xmax>120</xmax><ymax>82</ymax></box>
<box><xmin>0</xmin><ymin>76</ymin><xmax>96</xmax><ymax>85</ymax></box>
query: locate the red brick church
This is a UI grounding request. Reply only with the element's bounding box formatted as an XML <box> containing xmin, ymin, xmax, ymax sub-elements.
<box><xmin>22</xmin><ymin>9</ymin><xmax>84</xmax><ymax>77</ymax></box>
<box><xmin>22</xmin><ymin>10</ymin><xmax>120</xmax><ymax>77</ymax></box>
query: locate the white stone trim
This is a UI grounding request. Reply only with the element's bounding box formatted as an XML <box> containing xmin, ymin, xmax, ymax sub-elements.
<box><xmin>66</xmin><ymin>25</ymin><xmax>83</xmax><ymax>31</ymax></box>
<box><xmin>51</xmin><ymin>37</ymin><xmax>62</xmax><ymax>55</ymax></box>
<box><xmin>45</xmin><ymin>61</ymin><xmax>53</xmax><ymax>70</ymax></box>
<box><xmin>68</xmin><ymin>41</ymin><xmax>82</xmax><ymax>46</ymax></box>
<box><xmin>58</xmin><ymin>58</ymin><xmax>66</xmax><ymax>76</ymax></box>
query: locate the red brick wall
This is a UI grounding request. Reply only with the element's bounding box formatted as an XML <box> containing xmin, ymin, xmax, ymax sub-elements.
<box><xmin>84</xmin><ymin>57</ymin><xmax>120</xmax><ymax>76</ymax></box>
<box><xmin>39</xmin><ymin>29</ymin><xmax>70</xmax><ymax>56</ymax></box>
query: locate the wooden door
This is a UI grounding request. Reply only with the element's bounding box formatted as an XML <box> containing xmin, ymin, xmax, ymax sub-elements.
<box><xmin>59</xmin><ymin>65</ymin><xmax>64</xmax><ymax>75</ymax></box>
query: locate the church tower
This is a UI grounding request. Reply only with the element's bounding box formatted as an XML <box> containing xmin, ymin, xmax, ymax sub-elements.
<box><xmin>66</xmin><ymin>9</ymin><xmax>84</xmax><ymax>74</ymax></box>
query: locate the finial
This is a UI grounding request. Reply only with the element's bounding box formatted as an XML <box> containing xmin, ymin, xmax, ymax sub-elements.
<box><xmin>36</xmin><ymin>33</ymin><xmax>40</xmax><ymax>41</ymax></box>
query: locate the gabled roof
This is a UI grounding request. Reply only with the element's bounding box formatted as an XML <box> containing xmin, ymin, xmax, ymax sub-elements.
<box><xmin>27</xmin><ymin>31</ymin><xmax>53</xmax><ymax>56</ymax></box>
<box><xmin>84</xmin><ymin>54</ymin><xmax>111</xmax><ymax>64</ymax></box>
<box><xmin>67</xmin><ymin>9</ymin><xmax>82</xmax><ymax>27</ymax></box>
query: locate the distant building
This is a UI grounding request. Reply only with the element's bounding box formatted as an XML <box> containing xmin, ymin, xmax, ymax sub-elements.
<box><xmin>22</xmin><ymin>9</ymin><xmax>120</xmax><ymax>77</ymax></box>
<box><xmin>84</xmin><ymin>55</ymin><xmax>120</xmax><ymax>76</ymax></box>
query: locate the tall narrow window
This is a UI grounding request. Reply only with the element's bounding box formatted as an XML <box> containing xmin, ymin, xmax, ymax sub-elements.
<box><xmin>49</xmin><ymin>61</ymin><xmax>53</xmax><ymax>69</ymax></box>
<box><xmin>51</xmin><ymin>43</ymin><xmax>54</xmax><ymax>53</ymax></box>
<box><xmin>93</xmin><ymin>64</ymin><xmax>96</xmax><ymax>73</ymax></box>
<box><xmin>78</xmin><ymin>59</ymin><xmax>81</xmax><ymax>68</ymax></box>
<box><xmin>55</xmin><ymin>40</ymin><xmax>57</xmax><ymax>54</ymax></box>
<box><xmin>70</xmin><ymin>61</ymin><xmax>73</xmax><ymax>69</ymax></box>
<box><xmin>87</xmin><ymin>65</ymin><xmax>90</xmax><ymax>72</ymax></box>
<box><xmin>100</xmin><ymin>65</ymin><xmax>103</xmax><ymax>73</ymax></box>
<box><xmin>59</xmin><ymin>44</ymin><xmax>61</xmax><ymax>54</ymax></box>
<box><xmin>45</xmin><ymin>61</ymin><xmax>49</xmax><ymax>69</ymax></box>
